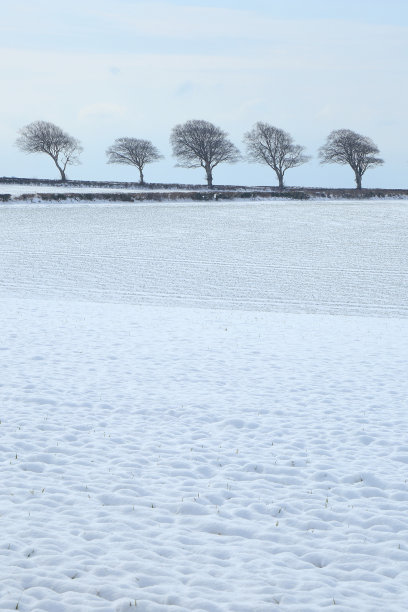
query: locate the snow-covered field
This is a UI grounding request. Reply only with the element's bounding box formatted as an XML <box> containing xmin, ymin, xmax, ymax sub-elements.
<box><xmin>2</xmin><ymin>199</ymin><xmax>408</xmax><ymax>317</ymax></box>
<box><xmin>1</xmin><ymin>200</ymin><xmax>408</xmax><ymax>611</ymax></box>
<box><xmin>1</xmin><ymin>185</ymin><xmax>200</xmax><ymax>196</ymax></box>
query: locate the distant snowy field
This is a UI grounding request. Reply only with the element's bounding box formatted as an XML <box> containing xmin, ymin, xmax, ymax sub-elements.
<box><xmin>1</xmin><ymin>184</ymin><xmax>198</xmax><ymax>196</ymax></box>
<box><xmin>2</xmin><ymin>199</ymin><xmax>408</xmax><ymax>316</ymax></box>
<box><xmin>1</xmin><ymin>200</ymin><xmax>408</xmax><ymax>611</ymax></box>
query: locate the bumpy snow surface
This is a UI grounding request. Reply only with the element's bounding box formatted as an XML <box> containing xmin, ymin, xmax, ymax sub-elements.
<box><xmin>1</xmin><ymin>200</ymin><xmax>408</xmax><ymax>611</ymax></box>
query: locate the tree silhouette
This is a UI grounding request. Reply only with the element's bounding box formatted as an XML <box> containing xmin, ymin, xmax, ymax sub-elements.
<box><xmin>244</xmin><ymin>122</ymin><xmax>310</xmax><ymax>188</ymax></box>
<box><xmin>170</xmin><ymin>119</ymin><xmax>240</xmax><ymax>188</ymax></box>
<box><xmin>319</xmin><ymin>129</ymin><xmax>383</xmax><ymax>189</ymax></box>
<box><xmin>16</xmin><ymin>120</ymin><xmax>82</xmax><ymax>181</ymax></box>
<box><xmin>106</xmin><ymin>138</ymin><xmax>163</xmax><ymax>184</ymax></box>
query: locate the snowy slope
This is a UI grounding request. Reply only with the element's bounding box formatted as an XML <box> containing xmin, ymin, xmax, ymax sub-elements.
<box><xmin>1</xmin><ymin>200</ymin><xmax>408</xmax><ymax>611</ymax></box>
<box><xmin>1</xmin><ymin>200</ymin><xmax>408</xmax><ymax>317</ymax></box>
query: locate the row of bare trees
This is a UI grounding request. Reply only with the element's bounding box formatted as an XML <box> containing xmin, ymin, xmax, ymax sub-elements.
<box><xmin>15</xmin><ymin>120</ymin><xmax>384</xmax><ymax>189</ymax></box>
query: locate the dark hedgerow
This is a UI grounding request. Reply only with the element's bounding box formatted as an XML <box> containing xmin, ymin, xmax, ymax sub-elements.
<box><xmin>13</xmin><ymin>190</ymin><xmax>310</xmax><ymax>203</ymax></box>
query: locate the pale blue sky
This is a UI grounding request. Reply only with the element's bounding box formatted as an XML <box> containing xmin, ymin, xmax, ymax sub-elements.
<box><xmin>1</xmin><ymin>0</ymin><xmax>407</xmax><ymax>187</ymax></box>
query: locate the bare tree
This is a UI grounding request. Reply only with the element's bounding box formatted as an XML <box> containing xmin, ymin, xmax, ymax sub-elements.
<box><xmin>319</xmin><ymin>129</ymin><xmax>383</xmax><ymax>189</ymax></box>
<box><xmin>244</xmin><ymin>122</ymin><xmax>310</xmax><ymax>189</ymax></box>
<box><xmin>170</xmin><ymin>119</ymin><xmax>240</xmax><ymax>188</ymax></box>
<box><xmin>106</xmin><ymin>137</ymin><xmax>163</xmax><ymax>184</ymax></box>
<box><xmin>16</xmin><ymin>120</ymin><xmax>82</xmax><ymax>181</ymax></box>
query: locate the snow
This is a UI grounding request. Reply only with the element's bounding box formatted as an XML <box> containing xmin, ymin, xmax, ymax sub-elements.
<box><xmin>1</xmin><ymin>200</ymin><xmax>408</xmax><ymax>611</ymax></box>
<box><xmin>0</xmin><ymin>184</ymin><xmax>201</xmax><ymax>196</ymax></box>
<box><xmin>2</xmin><ymin>199</ymin><xmax>408</xmax><ymax>317</ymax></box>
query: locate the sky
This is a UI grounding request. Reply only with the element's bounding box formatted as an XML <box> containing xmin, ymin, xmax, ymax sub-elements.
<box><xmin>1</xmin><ymin>0</ymin><xmax>407</xmax><ymax>187</ymax></box>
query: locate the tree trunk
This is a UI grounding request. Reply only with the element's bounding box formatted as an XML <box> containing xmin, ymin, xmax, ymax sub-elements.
<box><xmin>139</xmin><ymin>167</ymin><xmax>144</xmax><ymax>184</ymax></box>
<box><xmin>205</xmin><ymin>165</ymin><xmax>213</xmax><ymax>188</ymax></box>
<box><xmin>355</xmin><ymin>171</ymin><xmax>362</xmax><ymax>190</ymax></box>
<box><xmin>278</xmin><ymin>173</ymin><xmax>284</xmax><ymax>189</ymax></box>
<box><xmin>52</xmin><ymin>157</ymin><xmax>66</xmax><ymax>181</ymax></box>
<box><xmin>57</xmin><ymin>166</ymin><xmax>67</xmax><ymax>182</ymax></box>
